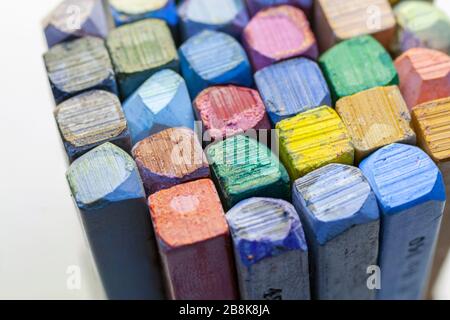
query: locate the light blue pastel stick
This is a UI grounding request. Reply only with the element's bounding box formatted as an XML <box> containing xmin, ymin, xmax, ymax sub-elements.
<box><xmin>66</xmin><ymin>143</ymin><xmax>165</xmax><ymax>299</ymax></box>
<box><xmin>360</xmin><ymin>143</ymin><xmax>446</xmax><ymax>300</ymax></box>
<box><xmin>226</xmin><ymin>197</ymin><xmax>310</xmax><ymax>300</ymax></box>
<box><xmin>179</xmin><ymin>30</ymin><xmax>253</xmax><ymax>98</ymax></box>
<box><xmin>293</xmin><ymin>164</ymin><xmax>380</xmax><ymax>300</ymax></box>
<box><xmin>255</xmin><ymin>58</ymin><xmax>331</xmax><ymax>125</ymax></box>
<box><xmin>122</xmin><ymin>69</ymin><xmax>195</xmax><ymax>146</ymax></box>
<box><xmin>109</xmin><ymin>0</ymin><xmax>178</xmax><ymax>27</ymax></box>
<box><xmin>178</xmin><ymin>0</ymin><xmax>249</xmax><ymax>40</ymax></box>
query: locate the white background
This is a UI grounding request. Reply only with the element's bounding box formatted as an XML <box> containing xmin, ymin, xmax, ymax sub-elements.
<box><xmin>0</xmin><ymin>0</ymin><xmax>448</xmax><ymax>299</ymax></box>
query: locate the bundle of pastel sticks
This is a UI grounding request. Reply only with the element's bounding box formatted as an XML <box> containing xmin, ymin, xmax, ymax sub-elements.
<box><xmin>42</xmin><ymin>0</ymin><xmax>450</xmax><ymax>300</ymax></box>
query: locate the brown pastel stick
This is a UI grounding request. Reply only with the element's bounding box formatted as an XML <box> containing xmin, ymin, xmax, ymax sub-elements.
<box><xmin>314</xmin><ymin>0</ymin><xmax>396</xmax><ymax>52</ymax></box>
<box><xmin>149</xmin><ymin>179</ymin><xmax>239</xmax><ymax>300</ymax></box>
<box><xmin>132</xmin><ymin>128</ymin><xmax>210</xmax><ymax>194</ymax></box>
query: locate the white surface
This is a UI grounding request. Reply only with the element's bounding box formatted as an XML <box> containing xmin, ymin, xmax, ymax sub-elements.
<box><xmin>0</xmin><ymin>0</ymin><xmax>448</xmax><ymax>300</ymax></box>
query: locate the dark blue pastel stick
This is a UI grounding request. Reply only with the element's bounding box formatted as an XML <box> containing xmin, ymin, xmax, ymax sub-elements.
<box><xmin>255</xmin><ymin>58</ymin><xmax>331</xmax><ymax>125</ymax></box>
<box><xmin>179</xmin><ymin>30</ymin><xmax>253</xmax><ymax>98</ymax></box>
<box><xmin>293</xmin><ymin>164</ymin><xmax>380</xmax><ymax>300</ymax></box>
<box><xmin>360</xmin><ymin>143</ymin><xmax>446</xmax><ymax>300</ymax></box>
<box><xmin>109</xmin><ymin>0</ymin><xmax>178</xmax><ymax>27</ymax></box>
<box><xmin>178</xmin><ymin>0</ymin><xmax>249</xmax><ymax>40</ymax></box>
<box><xmin>66</xmin><ymin>143</ymin><xmax>165</xmax><ymax>300</ymax></box>
<box><xmin>226</xmin><ymin>197</ymin><xmax>310</xmax><ymax>300</ymax></box>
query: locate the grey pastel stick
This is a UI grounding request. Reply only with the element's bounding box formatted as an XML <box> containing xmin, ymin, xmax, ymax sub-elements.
<box><xmin>293</xmin><ymin>164</ymin><xmax>380</xmax><ymax>300</ymax></box>
<box><xmin>66</xmin><ymin>143</ymin><xmax>165</xmax><ymax>300</ymax></box>
<box><xmin>226</xmin><ymin>197</ymin><xmax>310</xmax><ymax>300</ymax></box>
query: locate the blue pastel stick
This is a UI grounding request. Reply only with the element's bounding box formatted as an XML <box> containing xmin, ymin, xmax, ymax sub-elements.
<box><xmin>360</xmin><ymin>143</ymin><xmax>446</xmax><ymax>300</ymax></box>
<box><xmin>178</xmin><ymin>0</ymin><xmax>249</xmax><ymax>40</ymax></box>
<box><xmin>122</xmin><ymin>69</ymin><xmax>195</xmax><ymax>146</ymax></box>
<box><xmin>179</xmin><ymin>30</ymin><xmax>253</xmax><ymax>98</ymax></box>
<box><xmin>255</xmin><ymin>58</ymin><xmax>331</xmax><ymax>125</ymax></box>
<box><xmin>226</xmin><ymin>197</ymin><xmax>310</xmax><ymax>300</ymax></box>
<box><xmin>66</xmin><ymin>143</ymin><xmax>165</xmax><ymax>299</ymax></box>
<box><xmin>109</xmin><ymin>0</ymin><xmax>178</xmax><ymax>27</ymax></box>
<box><xmin>293</xmin><ymin>164</ymin><xmax>380</xmax><ymax>300</ymax></box>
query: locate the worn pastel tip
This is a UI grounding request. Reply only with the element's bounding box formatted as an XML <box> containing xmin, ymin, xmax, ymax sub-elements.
<box><xmin>243</xmin><ymin>5</ymin><xmax>318</xmax><ymax>71</ymax></box>
<box><xmin>194</xmin><ymin>85</ymin><xmax>271</xmax><ymax>141</ymax></box>
<box><xmin>255</xmin><ymin>57</ymin><xmax>331</xmax><ymax>124</ymax></box>
<box><xmin>123</xmin><ymin>69</ymin><xmax>195</xmax><ymax>145</ymax></box>
<box><xmin>179</xmin><ymin>30</ymin><xmax>253</xmax><ymax>98</ymax></box>
<box><xmin>66</xmin><ymin>143</ymin><xmax>145</xmax><ymax>210</ymax></box>
<box><xmin>109</xmin><ymin>0</ymin><xmax>178</xmax><ymax>27</ymax></box>
<box><xmin>178</xmin><ymin>0</ymin><xmax>249</xmax><ymax>40</ymax></box>
<box><xmin>227</xmin><ymin>197</ymin><xmax>307</xmax><ymax>267</ymax></box>
<box><xmin>360</xmin><ymin>143</ymin><xmax>446</xmax><ymax>215</ymax></box>
<box><xmin>293</xmin><ymin>164</ymin><xmax>379</xmax><ymax>245</ymax></box>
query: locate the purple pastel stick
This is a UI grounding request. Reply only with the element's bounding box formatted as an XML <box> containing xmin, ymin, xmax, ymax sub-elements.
<box><xmin>245</xmin><ymin>0</ymin><xmax>313</xmax><ymax>17</ymax></box>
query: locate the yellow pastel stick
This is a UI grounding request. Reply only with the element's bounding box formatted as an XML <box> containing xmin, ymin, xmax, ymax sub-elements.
<box><xmin>276</xmin><ymin>106</ymin><xmax>354</xmax><ymax>181</ymax></box>
<box><xmin>336</xmin><ymin>86</ymin><xmax>416</xmax><ymax>162</ymax></box>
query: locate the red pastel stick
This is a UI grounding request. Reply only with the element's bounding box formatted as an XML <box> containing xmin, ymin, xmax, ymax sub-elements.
<box><xmin>149</xmin><ymin>179</ymin><xmax>239</xmax><ymax>300</ymax></box>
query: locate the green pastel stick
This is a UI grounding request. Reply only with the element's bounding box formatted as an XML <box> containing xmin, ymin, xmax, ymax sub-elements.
<box><xmin>319</xmin><ymin>36</ymin><xmax>398</xmax><ymax>102</ymax></box>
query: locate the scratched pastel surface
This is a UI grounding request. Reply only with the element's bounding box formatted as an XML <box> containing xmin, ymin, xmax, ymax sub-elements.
<box><xmin>243</xmin><ymin>5</ymin><xmax>318</xmax><ymax>71</ymax></box>
<box><xmin>319</xmin><ymin>35</ymin><xmax>398</xmax><ymax>101</ymax></box>
<box><xmin>293</xmin><ymin>164</ymin><xmax>379</xmax><ymax>299</ymax></box>
<box><xmin>55</xmin><ymin>90</ymin><xmax>130</xmax><ymax>161</ymax></box>
<box><xmin>207</xmin><ymin>135</ymin><xmax>290</xmax><ymax>209</ymax></box>
<box><xmin>109</xmin><ymin>0</ymin><xmax>178</xmax><ymax>26</ymax></box>
<box><xmin>193</xmin><ymin>85</ymin><xmax>271</xmax><ymax>141</ymax></box>
<box><xmin>393</xmin><ymin>1</ymin><xmax>450</xmax><ymax>55</ymax></box>
<box><xmin>178</xmin><ymin>0</ymin><xmax>249</xmax><ymax>40</ymax></box>
<box><xmin>246</xmin><ymin>0</ymin><xmax>313</xmax><ymax>17</ymax></box>
<box><xmin>132</xmin><ymin>127</ymin><xmax>210</xmax><ymax>194</ymax></box>
<box><xmin>227</xmin><ymin>197</ymin><xmax>310</xmax><ymax>300</ymax></box>
<box><xmin>276</xmin><ymin>106</ymin><xmax>354</xmax><ymax>181</ymax></box>
<box><xmin>179</xmin><ymin>30</ymin><xmax>253</xmax><ymax>98</ymax></box>
<box><xmin>255</xmin><ymin>58</ymin><xmax>331</xmax><ymax>124</ymax></box>
<box><xmin>395</xmin><ymin>48</ymin><xmax>450</xmax><ymax>110</ymax></box>
<box><xmin>44</xmin><ymin>36</ymin><xmax>117</xmax><ymax>104</ymax></box>
<box><xmin>360</xmin><ymin>143</ymin><xmax>446</xmax><ymax>299</ymax></box>
<box><xmin>123</xmin><ymin>69</ymin><xmax>195</xmax><ymax>145</ymax></box>
<box><xmin>314</xmin><ymin>0</ymin><xmax>396</xmax><ymax>51</ymax></box>
<box><xmin>106</xmin><ymin>19</ymin><xmax>179</xmax><ymax>99</ymax></box>
<box><xmin>43</xmin><ymin>0</ymin><xmax>110</xmax><ymax>48</ymax></box>
<box><xmin>336</xmin><ymin>86</ymin><xmax>416</xmax><ymax>162</ymax></box>
<box><xmin>149</xmin><ymin>179</ymin><xmax>238</xmax><ymax>300</ymax></box>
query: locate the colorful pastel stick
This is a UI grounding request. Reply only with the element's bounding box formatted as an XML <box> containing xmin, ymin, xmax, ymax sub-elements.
<box><xmin>254</xmin><ymin>58</ymin><xmax>331</xmax><ymax>125</ymax></box>
<box><xmin>276</xmin><ymin>106</ymin><xmax>354</xmax><ymax>181</ymax></box>
<box><xmin>43</xmin><ymin>0</ymin><xmax>111</xmax><ymax>48</ymax></box>
<box><xmin>360</xmin><ymin>143</ymin><xmax>446</xmax><ymax>300</ymax></box>
<box><xmin>54</xmin><ymin>90</ymin><xmax>131</xmax><ymax>162</ymax></box>
<box><xmin>149</xmin><ymin>179</ymin><xmax>238</xmax><ymax>300</ymax></box>
<box><xmin>207</xmin><ymin>135</ymin><xmax>290</xmax><ymax>209</ymax></box>
<box><xmin>106</xmin><ymin>19</ymin><xmax>179</xmax><ymax>100</ymax></box>
<box><xmin>178</xmin><ymin>0</ymin><xmax>249</xmax><ymax>40</ymax></box>
<box><xmin>243</xmin><ymin>5</ymin><xmax>318</xmax><ymax>71</ymax></box>
<box><xmin>226</xmin><ymin>197</ymin><xmax>310</xmax><ymax>300</ymax></box>
<box><xmin>392</xmin><ymin>1</ymin><xmax>450</xmax><ymax>55</ymax></box>
<box><xmin>395</xmin><ymin>48</ymin><xmax>450</xmax><ymax>110</ymax></box>
<box><xmin>412</xmin><ymin>97</ymin><xmax>450</xmax><ymax>297</ymax></box>
<box><xmin>293</xmin><ymin>164</ymin><xmax>380</xmax><ymax>300</ymax></box>
<box><xmin>179</xmin><ymin>30</ymin><xmax>253</xmax><ymax>98</ymax></box>
<box><xmin>132</xmin><ymin>127</ymin><xmax>210</xmax><ymax>194</ymax></box>
<box><xmin>109</xmin><ymin>0</ymin><xmax>178</xmax><ymax>27</ymax></box>
<box><xmin>314</xmin><ymin>0</ymin><xmax>396</xmax><ymax>52</ymax></box>
<box><xmin>336</xmin><ymin>86</ymin><xmax>416</xmax><ymax>162</ymax></box>
<box><xmin>44</xmin><ymin>36</ymin><xmax>117</xmax><ymax>104</ymax></box>
<box><xmin>319</xmin><ymin>36</ymin><xmax>398</xmax><ymax>102</ymax></box>
<box><xmin>122</xmin><ymin>69</ymin><xmax>195</xmax><ymax>146</ymax></box>
<box><xmin>66</xmin><ymin>143</ymin><xmax>165</xmax><ymax>299</ymax></box>
<box><xmin>245</xmin><ymin>0</ymin><xmax>313</xmax><ymax>17</ymax></box>
<box><xmin>193</xmin><ymin>85</ymin><xmax>271</xmax><ymax>142</ymax></box>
